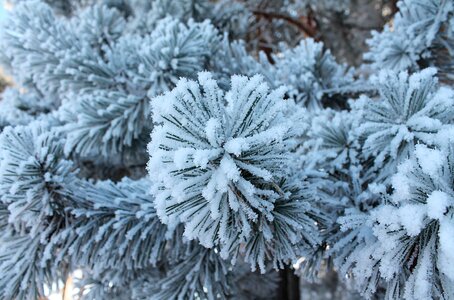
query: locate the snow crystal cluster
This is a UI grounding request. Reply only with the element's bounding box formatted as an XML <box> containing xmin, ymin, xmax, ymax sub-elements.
<box><xmin>148</xmin><ymin>73</ymin><xmax>325</xmax><ymax>271</ymax></box>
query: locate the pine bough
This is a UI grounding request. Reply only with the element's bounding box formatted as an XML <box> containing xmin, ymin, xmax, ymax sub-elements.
<box><xmin>0</xmin><ymin>0</ymin><xmax>452</xmax><ymax>299</ymax></box>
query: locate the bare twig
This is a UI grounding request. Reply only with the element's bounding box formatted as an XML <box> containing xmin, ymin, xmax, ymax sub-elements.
<box><xmin>251</xmin><ymin>9</ymin><xmax>317</xmax><ymax>38</ymax></box>
<box><xmin>63</xmin><ymin>276</ymin><xmax>73</xmax><ymax>300</ymax></box>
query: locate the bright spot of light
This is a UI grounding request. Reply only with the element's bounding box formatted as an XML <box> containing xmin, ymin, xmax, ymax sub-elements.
<box><xmin>73</xmin><ymin>269</ymin><xmax>83</xmax><ymax>279</ymax></box>
<box><xmin>48</xmin><ymin>292</ymin><xmax>62</xmax><ymax>300</ymax></box>
<box><xmin>293</xmin><ymin>257</ymin><xmax>305</xmax><ymax>270</ymax></box>
<box><xmin>382</xmin><ymin>6</ymin><xmax>392</xmax><ymax>17</ymax></box>
<box><xmin>4</xmin><ymin>1</ymin><xmax>13</xmax><ymax>11</ymax></box>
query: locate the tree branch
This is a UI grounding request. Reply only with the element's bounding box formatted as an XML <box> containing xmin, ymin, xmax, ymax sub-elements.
<box><xmin>251</xmin><ymin>9</ymin><xmax>317</xmax><ymax>38</ymax></box>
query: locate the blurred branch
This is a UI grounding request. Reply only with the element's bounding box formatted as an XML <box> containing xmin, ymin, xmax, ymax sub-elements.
<box><xmin>251</xmin><ymin>9</ymin><xmax>317</xmax><ymax>38</ymax></box>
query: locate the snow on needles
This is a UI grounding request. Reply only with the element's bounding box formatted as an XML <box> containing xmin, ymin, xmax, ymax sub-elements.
<box><xmin>147</xmin><ymin>72</ymin><xmax>323</xmax><ymax>271</ymax></box>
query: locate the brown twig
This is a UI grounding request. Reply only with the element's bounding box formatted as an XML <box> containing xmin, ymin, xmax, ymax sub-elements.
<box><xmin>251</xmin><ymin>9</ymin><xmax>317</xmax><ymax>38</ymax></box>
<box><xmin>63</xmin><ymin>276</ymin><xmax>73</xmax><ymax>300</ymax></box>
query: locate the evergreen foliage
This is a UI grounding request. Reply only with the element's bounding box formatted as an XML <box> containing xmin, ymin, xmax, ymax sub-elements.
<box><xmin>356</xmin><ymin>68</ymin><xmax>454</xmax><ymax>181</ymax></box>
<box><xmin>366</xmin><ymin>0</ymin><xmax>454</xmax><ymax>78</ymax></box>
<box><xmin>148</xmin><ymin>73</ymin><xmax>325</xmax><ymax>271</ymax></box>
<box><xmin>0</xmin><ymin>0</ymin><xmax>453</xmax><ymax>299</ymax></box>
